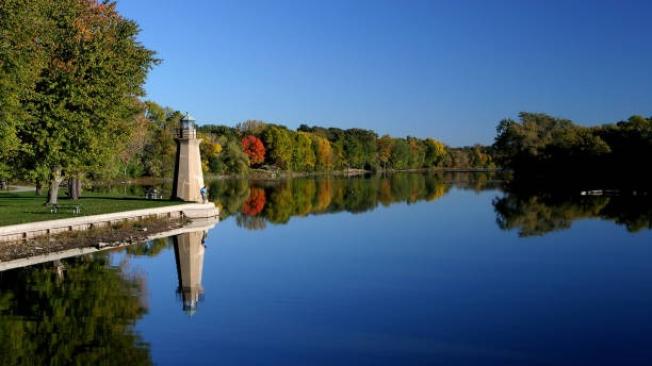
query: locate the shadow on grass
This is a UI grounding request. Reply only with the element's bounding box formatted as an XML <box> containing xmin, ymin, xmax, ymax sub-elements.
<box><xmin>1</xmin><ymin>192</ymin><xmax>179</xmax><ymax>202</ymax></box>
<box><xmin>82</xmin><ymin>196</ymin><xmax>180</xmax><ymax>203</ymax></box>
<box><xmin>0</xmin><ymin>194</ymin><xmax>41</xmax><ymax>200</ymax></box>
<box><xmin>23</xmin><ymin>211</ymin><xmax>73</xmax><ymax>216</ymax></box>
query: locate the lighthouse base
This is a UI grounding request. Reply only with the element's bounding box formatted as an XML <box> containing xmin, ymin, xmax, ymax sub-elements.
<box><xmin>173</xmin><ymin>137</ymin><xmax>205</xmax><ymax>202</ymax></box>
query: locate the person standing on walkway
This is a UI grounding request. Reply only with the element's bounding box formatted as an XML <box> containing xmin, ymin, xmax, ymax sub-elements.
<box><xmin>200</xmin><ymin>186</ymin><xmax>208</xmax><ymax>203</ymax></box>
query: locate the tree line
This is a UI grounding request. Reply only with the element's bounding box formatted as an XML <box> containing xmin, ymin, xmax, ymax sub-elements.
<box><xmin>135</xmin><ymin>110</ymin><xmax>651</xmax><ymax>184</ymax></box>
<box><xmin>120</xmin><ymin>111</ymin><xmax>495</xmax><ymax>180</ymax></box>
<box><xmin>493</xmin><ymin>112</ymin><xmax>652</xmax><ymax>183</ymax></box>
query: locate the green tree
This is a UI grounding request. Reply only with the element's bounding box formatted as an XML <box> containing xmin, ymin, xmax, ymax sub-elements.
<box><xmin>13</xmin><ymin>0</ymin><xmax>157</xmax><ymax>203</ymax></box>
<box><xmin>261</xmin><ymin>126</ymin><xmax>293</xmax><ymax>169</ymax></box>
<box><xmin>293</xmin><ymin>132</ymin><xmax>316</xmax><ymax>171</ymax></box>
<box><xmin>141</xmin><ymin>103</ymin><xmax>181</xmax><ymax>178</ymax></box>
<box><xmin>377</xmin><ymin>135</ymin><xmax>394</xmax><ymax>169</ymax></box>
<box><xmin>390</xmin><ymin>139</ymin><xmax>410</xmax><ymax>169</ymax></box>
<box><xmin>0</xmin><ymin>0</ymin><xmax>50</xmax><ymax>184</ymax></box>
<box><xmin>311</xmin><ymin>134</ymin><xmax>334</xmax><ymax>171</ymax></box>
<box><xmin>343</xmin><ymin>128</ymin><xmax>378</xmax><ymax>170</ymax></box>
<box><xmin>446</xmin><ymin>148</ymin><xmax>471</xmax><ymax>168</ymax></box>
<box><xmin>216</xmin><ymin>137</ymin><xmax>250</xmax><ymax>175</ymax></box>
<box><xmin>423</xmin><ymin>138</ymin><xmax>447</xmax><ymax>167</ymax></box>
<box><xmin>493</xmin><ymin>112</ymin><xmax>615</xmax><ymax>175</ymax></box>
<box><xmin>407</xmin><ymin>137</ymin><xmax>425</xmax><ymax>169</ymax></box>
<box><xmin>200</xmin><ymin>132</ymin><xmax>224</xmax><ymax>174</ymax></box>
<box><xmin>469</xmin><ymin>144</ymin><xmax>494</xmax><ymax>168</ymax></box>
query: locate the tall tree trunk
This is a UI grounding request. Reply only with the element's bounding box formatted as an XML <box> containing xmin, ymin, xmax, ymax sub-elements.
<box><xmin>66</xmin><ymin>174</ymin><xmax>82</xmax><ymax>200</ymax></box>
<box><xmin>70</xmin><ymin>174</ymin><xmax>82</xmax><ymax>200</ymax></box>
<box><xmin>76</xmin><ymin>175</ymin><xmax>82</xmax><ymax>199</ymax></box>
<box><xmin>47</xmin><ymin>167</ymin><xmax>64</xmax><ymax>205</ymax></box>
<box><xmin>35</xmin><ymin>182</ymin><xmax>42</xmax><ymax>196</ymax></box>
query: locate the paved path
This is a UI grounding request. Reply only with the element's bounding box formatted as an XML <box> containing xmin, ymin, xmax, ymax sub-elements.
<box><xmin>6</xmin><ymin>185</ymin><xmax>34</xmax><ymax>193</ymax></box>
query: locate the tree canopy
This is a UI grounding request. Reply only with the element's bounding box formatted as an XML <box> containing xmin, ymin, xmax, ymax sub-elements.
<box><xmin>493</xmin><ymin>112</ymin><xmax>652</xmax><ymax>182</ymax></box>
<box><xmin>241</xmin><ymin>135</ymin><xmax>266</xmax><ymax>166</ymax></box>
<box><xmin>0</xmin><ymin>0</ymin><xmax>157</xmax><ymax>202</ymax></box>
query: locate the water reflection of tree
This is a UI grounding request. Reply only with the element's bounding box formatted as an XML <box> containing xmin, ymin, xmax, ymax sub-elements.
<box><xmin>235</xmin><ymin>215</ymin><xmax>267</xmax><ymax>230</ymax></box>
<box><xmin>600</xmin><ymin>196</ymin><xmax>652</xmax><ymax>233</ymax></box>
<box><xmin>241</xmin><ymin>187</ymin><xmax>266</xmax><ymax>216</ymax></box>
<box><xmin>0</xmin><ymin>255</ymin><xmax>151</xmax><ymax>365</ymax></box>
<box><xmin>126</xmin><ymin>237</ymin><xmax>172</xmax><ymax>257</ymax></box>
<box><xmin>209</xmin><ymin>178</ymin><xmax>250</xmax><ymax>217</ymax></box>
<box><xmin>211</xmin><ymin>172</ymin><xmax>495</xmax><ymax>230</ymax></box>
<box><xmin>494</xmin><ymin>189</ymin><xmax>652</xmax><ymax>237</ymax></box>
<box><xmin>210</xmin><ymin>172</ymin><xmax>651</xmax><ymax>236</ymax></box>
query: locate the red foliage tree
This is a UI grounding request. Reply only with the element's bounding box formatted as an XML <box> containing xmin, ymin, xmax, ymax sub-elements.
<box><xmin>242</xmin><ymin>187</ymin><xmax>266</xmax><ymax>216</ymax></box>
<box><xmin>241</xmin><ymin>135</ymin><xmax>266</xmax><ymax>166</ymax></box>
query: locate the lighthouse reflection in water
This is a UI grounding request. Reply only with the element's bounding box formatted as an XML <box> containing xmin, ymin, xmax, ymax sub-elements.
<box><xmin>173</xmin><ymin>230</ymin><xmax>207</xmax><ymax>315</ymax></box>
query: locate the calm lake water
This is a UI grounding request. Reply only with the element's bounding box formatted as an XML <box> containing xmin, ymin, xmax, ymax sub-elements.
<box><xmin>1</xmin><ymin>172</ymin><xmax>651</xmax><ymax>365</ymax></box>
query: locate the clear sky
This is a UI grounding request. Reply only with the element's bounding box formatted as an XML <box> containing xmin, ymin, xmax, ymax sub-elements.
<box><xmin>116</xmin><ymin>0</ymin><xmax>652</xmax><ymax>146</ymax></box>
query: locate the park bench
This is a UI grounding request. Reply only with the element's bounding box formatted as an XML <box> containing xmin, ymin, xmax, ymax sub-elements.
<box><xmin>47</xmin><ymin>203</ymin><xmax>81</xmax><ymax>215</ymax></box>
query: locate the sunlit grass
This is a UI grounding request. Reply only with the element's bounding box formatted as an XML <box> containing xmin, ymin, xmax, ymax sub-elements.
<box><xmin>0</xmin><ymin>191</ymin><xmax>181</xmax><ymax>227</ymax></box>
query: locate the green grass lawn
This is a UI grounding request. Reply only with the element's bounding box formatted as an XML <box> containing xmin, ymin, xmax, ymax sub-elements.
<box><xmin>0</xmin><ymin>191</ymin><xmax>182</xmax><ymax>227</ymax></box>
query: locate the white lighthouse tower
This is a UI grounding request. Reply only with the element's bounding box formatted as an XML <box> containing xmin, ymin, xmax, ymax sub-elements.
<box><xmin>173</xmin><ymin>114</ymin><xmax>205</xmax><ymax>202</ymax></box>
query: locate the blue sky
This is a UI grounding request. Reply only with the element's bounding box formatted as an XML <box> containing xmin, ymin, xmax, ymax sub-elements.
<box><xmin>117</xmin><ymin>0</ymin><xmax>652</xmax><ymax>146</ymax></box>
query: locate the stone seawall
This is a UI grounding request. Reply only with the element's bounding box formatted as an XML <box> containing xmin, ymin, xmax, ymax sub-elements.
<box><xmin>0</xmin><ymin>203</ymin><xmax>219</xmax><ymax>242</ymax></box>
<box><xmin>0</xmin><ymin>216</ymin><xmax>219</xmax><ymax>272</ymax></box>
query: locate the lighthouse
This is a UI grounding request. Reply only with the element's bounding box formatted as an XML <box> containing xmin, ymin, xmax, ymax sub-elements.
<box><xmin>173</xmin><ymin>114</ymin><xmax>205</xmax><ymax>202</ymax></box>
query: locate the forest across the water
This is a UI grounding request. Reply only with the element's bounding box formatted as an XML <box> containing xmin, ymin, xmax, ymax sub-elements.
<box><xmin>80</xmin><ymin>102</ymin><xmax>652</xmax><ymax>185</ymax></box>
<box><xmin>2</xmin><ymin>0</ymin><xmax>650</xmax><ymax>201</ymax></box>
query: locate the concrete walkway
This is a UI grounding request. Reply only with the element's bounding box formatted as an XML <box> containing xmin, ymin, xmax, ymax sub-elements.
<box><xmin>0</xmin><ymin>216</ymin><xmax>219</xmax><ymax>272</ymax></box>
<box><xmin>0</xmin><ymin>202</ymin><xmax>219</xmax><ymax>242</ymax></box>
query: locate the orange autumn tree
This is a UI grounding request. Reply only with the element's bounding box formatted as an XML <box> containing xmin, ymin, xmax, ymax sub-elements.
<box><xmin>241</xmin><ymin>135</ymin><xmax>265</xmax><ymax>166</ymax></box>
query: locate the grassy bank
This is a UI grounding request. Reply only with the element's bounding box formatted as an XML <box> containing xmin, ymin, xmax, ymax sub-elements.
<box><xmin>0</xmin><ymin>191</ymin><xmax>181</xmax><ymax>227</ymax></box>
